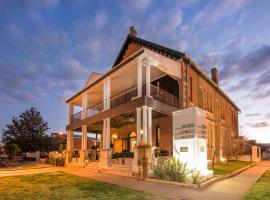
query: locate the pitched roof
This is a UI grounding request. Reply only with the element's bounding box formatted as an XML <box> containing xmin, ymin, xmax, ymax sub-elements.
<box><xmin>113</xmin><ymin>35</ymin><xmax>185</xmax><ymax>67</ymax></box>
<box><xmin>112</xmin><ymin>34</ymin><xmax>240</xmax><ymax>111</ymax></box>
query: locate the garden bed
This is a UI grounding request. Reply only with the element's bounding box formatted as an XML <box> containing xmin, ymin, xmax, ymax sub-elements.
<box><xmin>149</xmin><ymin>158</ymin><xmax>253</xmax><ymax>189</ymax></box>
<box><xmin>213</xmin><ymin>161</ymin><xmax>251</xmax><ymax>175</ymax></box>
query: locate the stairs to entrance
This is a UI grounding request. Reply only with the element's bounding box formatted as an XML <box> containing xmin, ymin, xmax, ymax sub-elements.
<box><xmin>86</xmin><ymin>161</ymin><xmax>101</xmax><ymax>172</ymax></box>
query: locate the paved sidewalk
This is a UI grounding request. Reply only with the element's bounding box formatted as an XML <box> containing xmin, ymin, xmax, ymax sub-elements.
<box><xmin>58</xmin><ymin>162</ymin><xmax>270</xmax><ymax>200</ymax></box>
<box><xmin>0</xmin><ymin>167</ymin><xmax>56</xmax><ymax>177</ymax></box>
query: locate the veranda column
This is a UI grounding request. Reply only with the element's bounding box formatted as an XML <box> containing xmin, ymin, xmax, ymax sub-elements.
<box><xmin>146</xmin><ymin>60</ymin><xmax>151</xmax><ymax>97</ymax></box>
<box><xmin>82</xmin><ymin>92</ymin><xmax>88</xmax><ymax>119</ymax></box>
<box><xmin>68</xmin><ymin>103</ymin><xmax>74</xmax><ymax>124</ymax></box>
<box><xmin>70</xmin><ymin>131</ymin><xmax>74</xmax><ymax>150</ymax></box>
<box><xmin>102</xmin><ymin>118</ymin><xmax>107</xmax><ymax>149</ymax></box>
<box><xmin>81</xmin><ymin>125</ymin><xmax>87</xmax><ymax>150</ymax></box>
<box><xmin>103</xmin><ymin>79</ymin><xmax>107</xmax><ymax>110</ymax></box>
<box><xmin>147</xmin><ymin>107</ymin><xmax>152</xmax><ymax>146</ymax></box>
<box><xmin>142</xmin><ymin>105</ymin><xmax>148</xmax><ymax>145</ymax></box>
<box><xmin>106</xmin><ymin>77</ymin><xmax>111</xmax><ymax>109</ymax></box>
<box><xmin>80</xmin><ymin>125</ymin><xmax>88</xmax><ymax>167</ymax></box>
<box><xmin>67</xmin><ymin>130</ymin><xmax>74</xmax><ymax>151</ymax></box>
<box><xmin>106</xmin><ymin>118</ymin><xmax>111</xmax><ymax>149</ymax></box>
<box><xmin>136</xmin><ymin>107</ymin><xmax>142</xmax><ymax>145</ymax></box>
<box><xmin>137</xmin><ymin>58</ymin><xmax>142</xmax><ymax>97</ymax></box>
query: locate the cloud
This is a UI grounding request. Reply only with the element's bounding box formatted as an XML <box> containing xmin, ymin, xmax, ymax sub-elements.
<box><xmin>240</xmin><ymin>45</ymin><xmax>270</xmax><ymax>75</ymax></box>
<box><xmin>256</xmin><ymin>70</ymin><xmax>270</xmax><ymax>87</ymax></box>
<box><xmin>245</xmin><ymin>113</ymin><xmax>261</xmax><ymax>117</ymax></box>
<box><xmin>251</xmin><ymin>122</ymin><xmax>270</xmax><ymax>128</ymax></box>
<box><xmin>200</xmin><ymin>45</ymin><xmax>270</xmax><ymax>84</ymax></box>
<box><xmin>251</xmin><ymin>90</ymin><xmax>270</xmax><ymax>100</ymax></box>
<box><xmin>94</xmin><ymin>10</ymin><xmax>108</xmax><ymax>28</ymax></box>
<box><xmin>0</xmin><ymin>54</ymin><xmax>88</xmax><ymax>104</ymax></box>
<box><xmin>193</xmin><ymin>0</ymin><xmax>249</xmax><ymax>24</ymax></box>
<box><xmin>265</xmin><ymin>113</ymin><xmax>270</xmax><ymax>119</ymax></box>
<box><xmin>123</xmin><ymin>0</ymin><xmax>152</xmax><ymax>13</ymax></box>
<box><xmin>226</xmin><ymin>77</ymin><xmax>253</xmax><ymax>92</ymax></box>
<box><xmin>163</xmin><ymin>9</ymin><xmax>183</xmax><ymax>34</ymax></box>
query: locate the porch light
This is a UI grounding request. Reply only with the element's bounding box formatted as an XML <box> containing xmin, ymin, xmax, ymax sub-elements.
<box><xmin>140</xmin><ymin>129</ymin><xmax>143</xmax><ymax>134</ymax></box>
<box><xmin>59</xmin><ymin>131</ymin><xmax>63</xmax><ymax>135</ymax></box>
<box><xmin>112</xmin><ymin>134</ymin><xmax>118</xmax><ymax>139</ymax></box>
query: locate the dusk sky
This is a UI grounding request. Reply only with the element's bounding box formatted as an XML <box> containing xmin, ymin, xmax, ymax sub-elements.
<box><xmin>0</xmin><ymin>0</ymin><xmax>270</xmax><ymax>143</ymax></box>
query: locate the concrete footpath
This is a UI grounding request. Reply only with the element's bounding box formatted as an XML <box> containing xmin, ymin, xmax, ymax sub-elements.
<box><xmin>0</xmin><ymin>161</ymin><xmax>269</xmax><ymax>200</ymax></box>
<box><xmin>59</xmin><ymin>161</ymin><xmax>270</xmax><ymax>200</ymax></box>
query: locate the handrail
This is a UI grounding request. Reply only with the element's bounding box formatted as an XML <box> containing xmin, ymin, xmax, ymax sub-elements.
<box><xmin>70</xmin><ymin>84</ymin><xmax>180</xmax><ymax>123</ymax></box>
<box><xmin>151</xmin><ymin>84</ymin><xmax>180</xmax><ymax>108</ymax></box>
<box><xmin>110</xmin><ymin>86</ymin><xmax>137</xmax><ymax>108</ymax></box>
<box><xmin>70</xmin><ymin>111</ymin><xmax>82</xmax><ymax>123</ymax></box>
<box><xmin>87</xmin><ymin>102</ymin><xmax>103</xmax><ymax>117</ymax></box>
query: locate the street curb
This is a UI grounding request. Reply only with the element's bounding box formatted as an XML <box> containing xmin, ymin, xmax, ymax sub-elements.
<box><xmin>145</xmin><ymin>177</ymin><xmax>200</xmax><ymax>189</ymax></box>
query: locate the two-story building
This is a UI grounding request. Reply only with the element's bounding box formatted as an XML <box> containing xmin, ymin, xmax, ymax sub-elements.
<box><xmin>65</xmin><ymin>26</ymin><xmax>240</xmax><ymax>176</ymax></box>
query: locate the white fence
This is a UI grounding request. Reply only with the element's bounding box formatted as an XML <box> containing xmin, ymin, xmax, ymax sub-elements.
<box><xmin>25</xmin><ymin>151</ymin><xmax>40</xmax><ymax>161</ymax></box>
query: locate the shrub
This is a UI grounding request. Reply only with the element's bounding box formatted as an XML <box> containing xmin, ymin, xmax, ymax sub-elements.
<box><xmin>150</xmin><ymin>157</ymin><xmax>194</xmax><ymax>182</ymax></box>
<box><xmin>46</xmin><ymin>157</ymin><xmax>65</xmax><ymax>166</ymax></box>
<box><xmin>155</xmin><ymin>149</ymin><xmax>169</xmax><ymax>157</ymax></box>
<box><xmin>112</xmin><ymin>151</ymin><xmax>134</xmax><ymax>159</ymax></box>
<box><xmin>191</xmin><ymin>170</ymin><xmax>200</xmax><ymax>184</ymax></box>
<box><xmin>160</xmin><ymin>150</ymin><xmax>169</xmax><ymax>156</ymax></box>
<box><xmin>72</xmin><ymin>151</ymin><xmax>79</xmax><ymax>158</ymax></box>
<box><xmin>24</xmin><ymin>157</ymin><xmax>36</xmax><ymax>161</ymax></box>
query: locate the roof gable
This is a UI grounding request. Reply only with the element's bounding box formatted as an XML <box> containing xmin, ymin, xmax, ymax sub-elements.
<box><xmin>83</xmin><ymin>72</ymin><xmax>104</xmax><ymax>89</ymax></box>
<box><xmin>113</xmin><ymin>35</ymin><xmax>185</xmax><ymax>67</ymax></box>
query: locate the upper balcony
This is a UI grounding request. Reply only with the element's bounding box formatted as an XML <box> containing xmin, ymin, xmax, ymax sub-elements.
<box><xmin>67</xmin><ymin>48</ymin><xmax>182</xmax><ymax>126</ymax></box>
<box><xmin>70</xmin><ymin>84</ymin><xmax>180</xmax><ymax>124</ymax></box>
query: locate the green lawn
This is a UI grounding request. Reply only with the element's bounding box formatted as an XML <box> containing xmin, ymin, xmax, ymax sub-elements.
<box><xmin>0</xmin><ymin>172</ymin><xmax>169</xmax><ymax>200</ymax></box>
<box><xmin>245</xmin><ymin>171</ymin><xmax>270</xmax><ymax>200</ymax></box>
<box><xmin>213</xmin><ymin>161</ymin><xmax>250</xmax><ymax>175</ymax></box>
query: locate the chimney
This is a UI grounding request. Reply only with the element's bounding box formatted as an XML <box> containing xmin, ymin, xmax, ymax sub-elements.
<box><xmin>129</xmin><ymin>26</ymin><xmax>137</xmax><ymax>37</ymax></box>
<box><xmin>211</xmin><ymin>67</ymin><xmax>219</xmax><ymax>85</ymax></box>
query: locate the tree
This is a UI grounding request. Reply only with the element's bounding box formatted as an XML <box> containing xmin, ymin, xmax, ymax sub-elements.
<box><xmin>231</xmin><ymin>136</ymin><xmax>250</xmax><ymax>160</ymax></box>
<box><xmin>6</xmin><ymin>143</ymin><xmax>21</xmax><ymax>160</ymax></box>
<box><xmin>58</xmin><ymin>143</ymin><xmax>63</xmax><ymax>153</ymax></box>
<box><xmin>2</xmin><ymin>107</ymin><xmax>49</xmax><ymax>152</ymax></box>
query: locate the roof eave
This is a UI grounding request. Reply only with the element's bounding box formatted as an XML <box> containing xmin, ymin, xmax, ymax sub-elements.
<box><xmin>65</xmin><ymin>49</ymin><xmax>145</xmax><ymax>103</ymax></box>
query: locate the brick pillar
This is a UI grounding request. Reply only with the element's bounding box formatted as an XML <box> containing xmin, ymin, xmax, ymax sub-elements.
<box><xmin>136</xmin><ymin>145</ymin><xmax>151</xmax><ymax>180</ymax></box>
<box><xmin>65</xmin><ymin>130</ymin><xmax>73</xmax><ymax>165</ymax></box>
<box><xmin>101</xmin><ymin>118</ymin><xmax>112</xmax><ymax>169</ymax></box>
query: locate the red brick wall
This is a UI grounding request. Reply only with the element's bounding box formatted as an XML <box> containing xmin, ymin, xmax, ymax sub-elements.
<box><xmin>111</xmin><ymin>116</ymin><xmax>173</xmax><ymax>154</ymax></box>
<box><xmin>73</xmin><ymin>139</ymin><xmax>95</xmax><ymax>150</ymax></box>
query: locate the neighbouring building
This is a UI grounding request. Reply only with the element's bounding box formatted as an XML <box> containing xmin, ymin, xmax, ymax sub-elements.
<box><xmin>64</xmin><ymin>27</ymin><xmax>240</xmax><ymax>177</ymax></box>
<box><xmin>51</xmin><ymin>132</ymin><xmax>97</xmax><ymax>151</ymax></box>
